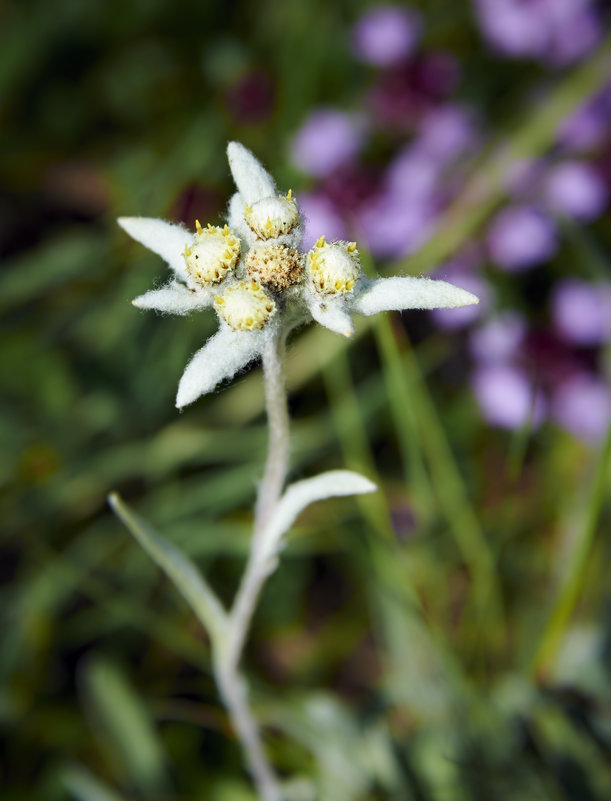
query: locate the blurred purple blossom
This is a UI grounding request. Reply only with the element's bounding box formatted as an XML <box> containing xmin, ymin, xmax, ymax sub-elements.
<box><xmin>416</xmin><ymin>104</ymin><xmax>477</xmax><ymax>164</ymax></box>
<box><xmin>473</xmin><ymin>0</ymin><xmax>547</xmax><ymax>61</ymax></box>
<box><xmin>385</xmin><ymin>146</ymin><xmax>441</xmax><ymax>201</ymax></box>
<box><xmin>473</xmin><ymin>0</ymin><xmax>600</xmax><ymax>67</ymax></box>
<box><xmin>352</xmin><ymin>5</ymin><xmax>422</xmax><ymax>67</ymax></box>
<box><xmin>469</xmin><ymin>312</ymin><xmax>526</xmax><ymax>362</ymax></box>
<box><xmin>355</xmin><ymin>191</ymin><xmax>437</xmax><ymax>258</ymax></box>
<box><xmin>558</xmin><ymin>86</ymin><xmax>611</xmax><ymax>151</ymax></box>
<box><xmin>298</xmin><ymin>192</ymin><xmax>348</xmax><ymax>251</ymax></box>
<box><xmin>551</xmin><ymin>279</ymin><xmax>611</xmax><ymax>346</ymax></box>
<box><xmin>543</xmin><ymin>161</ymin><xmax>607</xmax><ymax>221</ymax></box>
<box><xmin>472</xmin><ymin>364</ymin><xmax>546</xmax><ymax>429</ymax></box>
<box><xmin>487</xmin><ymin>205</ymin><xmax>558</xmax><ymax>271</ymax></box>
<box><xmin>291</xmin><ymin>109</ymin><xmax>367</xmax><ymax>178</ymax></box>
<box><xmin>551</xmin><ymin>373</ymin><xmax>611</xmax><ymax>443</ymax></box>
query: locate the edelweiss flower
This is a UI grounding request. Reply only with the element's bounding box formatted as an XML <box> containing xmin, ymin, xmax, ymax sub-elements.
<box><xmin>119</xmin><ymin>142</ymin><xmax>478</xmax><ymax>408</ymax></box>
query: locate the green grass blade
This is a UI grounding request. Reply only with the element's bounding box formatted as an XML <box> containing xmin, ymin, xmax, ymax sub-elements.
<box><xmin>108</xmin><ymin>492</ymin><xmax>227</xmax><ymax>640</ymax></box>
<box><xmin>532</xmin><ymin>424</ymin><xmax>611</xmax><ymax>680</ymax></box>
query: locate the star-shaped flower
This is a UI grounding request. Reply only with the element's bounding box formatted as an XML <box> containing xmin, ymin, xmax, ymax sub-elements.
<box><xmin>119</xmin><ymin>142</ymin><xmax>478</xmax><ymax>408</ymax></box>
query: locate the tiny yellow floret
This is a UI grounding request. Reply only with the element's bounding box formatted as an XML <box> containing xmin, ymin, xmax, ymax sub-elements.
<box><xmin>244</xmin><ymin>194</ymin><xmax>299</xmax><ymax>240</ymax></box>
<box><xmin>214</xmin><ymin>280</ymin><xmax>276</xmax><ymax>331</ymax></box>
<box><xmin>184</xmin><ymin>223</ymin><xmax>241</xmax><ymax>286</ymax></box>
<box><xmin>305</xmin><ymin>241</ymin><xmax>361</xmax><ymax>295</ymax></box>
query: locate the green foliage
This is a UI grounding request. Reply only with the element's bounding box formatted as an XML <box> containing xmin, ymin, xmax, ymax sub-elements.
<box><xmin>2</xmin><ymin>1</ymin><xmax>611</xmax><ymax>799</ymax></box>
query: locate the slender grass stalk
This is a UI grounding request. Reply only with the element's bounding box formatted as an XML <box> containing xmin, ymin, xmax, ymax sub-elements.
<box><xmin>532</xmin><ymin>424</ymin><xmax>611</xmax><ymax>681</ymax></box>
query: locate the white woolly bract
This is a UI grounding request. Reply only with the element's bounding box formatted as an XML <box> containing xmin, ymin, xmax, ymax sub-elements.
<box><xmin>118</xmin><ymin>217</ymin><xmax>191</xmax><ymax>282</ymax></box>
<box><xmin>132</xmin><ymin>282</ymin><xmax>213</xmax><ymax>315</ymax></box>
<box><xmin>261</xmin><ymin>470</ymin><xmax>377</xmax><ymax>558</ymax></box>
<box><xmin>227</xmin><ymin>142</ymin><xmax>276</xmax><ymax>205</ymax></box>
<box><xmin>352</xmin><ymin>276</ymin><xmax>479</xmax><ymax>316</ymax></box>
<box><xmin>306</xmin><ymin>294</ymin><xmax>354</xmax><ymax>337</ymax></box>
<box><xmin>175</xmin><ymin>326</ymin><xmax>265</xmax><ymax>408</ymax></box>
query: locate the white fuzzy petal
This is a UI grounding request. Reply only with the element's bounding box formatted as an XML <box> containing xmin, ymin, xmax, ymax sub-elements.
<box><xmin>352</xmin><ymin>276</ymin><xmax>479</xmax><ymax>316</ymax></box>
<box><xmin>175</xmin><ymin>326</ymin><xmax>264</xmax><ymax>408</ymax></box>
<box><xmin>306</xmin><ymin>294</ymin><xmax>355</xmax><ymax>337</ymax></box>
<box><xmin>262</xmin><ymin>470</ymin><xmax>377</xmax><ymax>559</ymax></box>
<box><xmin>118</xmin><ymin>217</ymin><xmax>191</xmax><ymax>281</ymax></box>
<box><xmin>132</xmin><ymin>281</ymin><xmax>212</xmax><ymax>315</ymax></box>
<box><xmin>227</xmin><ymin>142</ymin><xmax>276</xmax><ymax>205</ymax></box>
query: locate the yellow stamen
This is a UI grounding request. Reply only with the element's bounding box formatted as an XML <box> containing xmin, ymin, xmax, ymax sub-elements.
<box><xmin>347</xmin><ymin>242</ymin><xmax>357</xmax><ymax>253</ymax></box>
<box><xmin>315</xmin><ymin>235</ymin><xmax>326</xmax><ymax>248</ymax></box>
<box><xmin>195</xmin><ymin>219</ymin><xmax>203</xmax><ymax>235</ymax></box>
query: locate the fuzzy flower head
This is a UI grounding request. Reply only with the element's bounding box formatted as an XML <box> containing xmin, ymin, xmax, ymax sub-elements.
<box><xmin>119</xmin><ymin>142</ymin><xmax>479</xmax><ymax>408</ymax></box>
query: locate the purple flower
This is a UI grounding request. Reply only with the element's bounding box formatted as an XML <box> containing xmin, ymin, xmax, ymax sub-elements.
<box><xmin>544</xmin><ymin>161</ymin><xmax>607</xmax><ymax>221</ymax></box>
<box><xmin>546</xmin><ymin>8</ymin><xmax>600</xmax><ymax>67</ymax></box>
<box><xmin>298</xmin><ymin>192</ymin><xmax>348</xmax><ymax>251</ymax></box>
<box><xmin>385</xmin><ymin>146</ymin><xmax>441</xmax><ymax>201</ymax></box>
<box><xmin>552</xmin><ymin>373</ymin><xmax>611</xmax><ymax>443</ymax></box>
<box><xmin>551</xmin><ymin>279</ymin><xmax>611</xmax><ymax>346</ymax></box>
<box><xmin>473</xmin><ymin>0</ymin><xmax>600</xmax><ymax>67</ymax></box>
<box><xmin>355</xmin><ymin>191</ymin><xmax>437</xmax><ymax>258</ymax></box>
<box><xmin>416</xmin><ymin>104</ymin><xmax>477</xmax><ymax>164</ymax></box>
<box><xmin>558</xmin><ymin>87</ymin><xmax>611</xmax><ymax>151</ymax></box>
<box><xmin>487</xmin><ymin>205</ymin><xmax>558</xmax><ymax>271</ymax></box>
<box><xmin>469</xmin><ymin>312</ymin><xmax>526</xmax><ymax>362</ymax></box>
<box><xmin>472</xmin><ymin>364</ymin><xmax>546</xmax><ymax>430</ymax></box>
<box><xmin>291</xmin><ymin>109</ymin><xmax>367</xmax><ymax>178</ymax></box>
<box><xmin>352</xmin><ymin>5</ymin><xmax>422</xmax><ymax>67</ymax></box>
<box><xmin>473</xmin><ymin>0</ymin><xmax>548</xmax><ymax>60</ymax></box>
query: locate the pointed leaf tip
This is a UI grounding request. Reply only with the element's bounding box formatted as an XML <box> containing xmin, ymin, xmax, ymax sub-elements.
<box><xmin>109</xmin><ymin>491</ymin><xmax>226</xmax><ymax>637</ymax></box>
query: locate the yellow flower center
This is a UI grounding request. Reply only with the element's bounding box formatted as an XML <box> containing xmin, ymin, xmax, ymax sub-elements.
<box><xmin>214</xmin><ymin>281</ymin><xmax>276</xmax><ymax>331</ymax></box>
<box><xmin>184</xmin><ymin>222</ymin><xmax>240</xmax><ymax>285</ymax></box>
<box><xmin>306</xmin><ymin>237</ymin><xmax>360</xmax><ymax>295</ymax></box>
<box><xmin>244</xmin><ymin>192</ymin><xmax>299</xmax><ymax>240</ymax></box>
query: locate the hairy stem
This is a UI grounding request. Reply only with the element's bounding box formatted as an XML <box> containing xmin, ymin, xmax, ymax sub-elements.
<box><xmin>213</xmin><ymin>329</ymin><xmax>290</xmax><ymax>801</ymax></box>
<box><xmin>255</xmin><ymin>332</ymin><xmax>291</xmax><ymax>535</ymax></box>
<box><xmin>216</xmin><ymin>662</ymin><xmax>282</xmax><ymax>801</ymax></box>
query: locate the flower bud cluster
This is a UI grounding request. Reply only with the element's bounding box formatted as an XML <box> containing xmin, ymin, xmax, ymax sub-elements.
<box><xmin>244</xmin><ymin>191</ymin><xmax>299</xmax><ymax>240</ymax></box>
<box><xmin>214</xmin><ymin>281</ymin><xmax>276</xmax><ymax>331</ymax></box>
<box><xmin>305</xmin><ymin>237</ymin><xmax>360</xmax><ymax>294</ymax></box>
<box><xmin>181</xmin><ymin>187</ymin><xmax>362</xmax><ymax>334</ymax></box>
<box><xmin>184</xmin><ymin>221</ymin><xmax>241</xmax><ymax>285</ymax></box>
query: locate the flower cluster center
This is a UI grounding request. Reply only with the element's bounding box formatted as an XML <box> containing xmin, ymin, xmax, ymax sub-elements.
<box><xmin>245</xmin><ymin>244</ymin><xmax>303</xmax><ymax>291</ymax></box>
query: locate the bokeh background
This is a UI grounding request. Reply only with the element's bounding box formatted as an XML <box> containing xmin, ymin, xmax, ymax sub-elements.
<box><xmin>2</xmin><ymin>1</ymin><xmax>611</xmax><ymax>799</ymax></box>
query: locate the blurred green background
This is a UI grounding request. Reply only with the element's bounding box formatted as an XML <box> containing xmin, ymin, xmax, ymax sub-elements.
<box><xmin>2</xmin><ymin>1</ymin><xmax>611</xmax><ymax>799</ymax></box>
